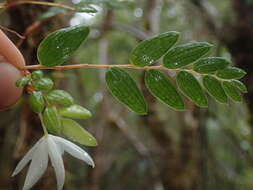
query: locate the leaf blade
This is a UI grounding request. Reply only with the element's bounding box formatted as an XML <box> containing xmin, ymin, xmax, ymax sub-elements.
<box><xmin>231</xmin><ymin>80</ymin><xmax>247</xmax><ymax>93</ymax></box>
<box><xmin>37</xmin><ymin>25</ymin><xmax>89</xmax><ymax>67</ymax></box>
<box><xmin>202</xmin><ymin>75</ymin><xmax>228</xmax><ymax>104</ymax></box>
<box><xmin>106</xmin><ymin>68</ymin><xmax>147</xmax><ymax>115</ymax></box>
<box><xmin>61</xmin><ymin>118</ymin><xmax>97</xmax><ymax>146</ymax></box>
<box><xmin>29</xmin><ymin>91</ymin><xmax>45</xmax><ymax>113</ymax></box>
<box><xmin>45</xmin><ymin>90</ymin><xmax>74</xmax><ymax>106</ymax></box>
<box><xmin>58</xmin><ymin>105</ymin><xmax>92</xmax><ymax>119</ymax></box>
<box><xmin>130</xmin><ymin>31</ymin><xmax>179</xmax><ymax>66</ymax></box>
<box><xmin>43</xmin><ymin>105</ymin><xmax>62</xmax><ymax>133</ymax></box>
<box><xmin>222</xmin><ymin>81</ymin><xmax>242</xmax><ymax>102</ymax></box>
<box><xmin>145</xmin><ymin>69</ymin><xmax>185</xmax><ymax>110</ymax></box>
<box><xmin>193</xmin><ymin>57</ymin><xmax>230</xmax><ymax>74</ymax></box>
<box><xmin>176</xmin><ymin>71</ymin><xmax>208</xmax><ymax>107</ymax></box>
<box><xmin>216</xmin><ymin>67</ymin><xmax>246</xmax><ymax>79</ymax></box>
<box><xmin>163</xmin><ymin>42</ymin><xmax>213</xmax><ymax>69</ymax></box>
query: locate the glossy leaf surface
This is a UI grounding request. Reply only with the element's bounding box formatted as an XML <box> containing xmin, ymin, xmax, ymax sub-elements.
<box><xmin>145</xmin><ymin>69</ymin><xmax>185</xmax><ymax>110</ymax></box>
<box><xmin>106</xmin><ymin>68</ymin><xmax>147</xmax><ymax>115</ymax></box>
<box><xmin>177</xmin><ymin>71</ymin><xmax>208</xmax><ymax>107</ymax></box>
<box><xmin>163</xmin><ymin>42</ymin><xmax>213</xmax><ymax>69</ymax></box>
<box><xmin>43</xmin><ymin>105</ymin><xmax>62</xmax><ymax>133</ymax></box>
<box><xmin>130</xmin><ymin>32</ymin><xmax>179</xmax><ymax>66</ymax></box>
<box><xmin>202</xmin><ymin>76</ymin><xmax>228</xmax><ymax>104</ymax></box>
<box><xmin>58</xmin><ymin>104</ymin><xmax>92</xmax><ymax>119</ymax></box>
<box><xmin>216</xmin><ymin>67</ymin><xmax>246</xmax><ymax>79</ymax></box>
<box><xmin>61</xmin><ymin>118</ymin><xmax>97</xmax><ymax>146</ymax></box>
<box><xmin>29</xmin><ymin>91</ymin><xmax>45</xmax><ymax>113</ymax></box>
<box><xmin>222</xmin><ymin>81</ymin><xmax>242</xmax><ymax>102</ymax></box>
<box><xmin>194</xmin><ymin>57</ymin><xmax>230</xmax><ymax>73</ymax></box>
<box><xmin>45</xmin><ymin>90</ymin><xmax>74</xmax><ymax>106</ymax></box>
<box><xmin>37</xmin><ymin>25</ymin><xmax>89</xmax><ymax>67</ymax></box>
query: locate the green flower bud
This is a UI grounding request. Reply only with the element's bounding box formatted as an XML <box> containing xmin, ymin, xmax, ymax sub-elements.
<box><xmin>29</xmin><ymin>91</ymin><xmax>45</xmax><ymax>113</ymax></box>
<box><xmin>58</xmin><ymin>104</ymin><xmax>92</xmax><ymax>119</ymax></box>
<box><xmin>16</xmin><ymin>76</ymin><xmax>31</xmax><ymax>87</ymax></box>
<box><xmin>31</xmin><ymin>70</ymin><xmax>44</xmax><ymax>79</ymax></box>
<box><xmin>43</xmin><ymin>105</ymin><xmax>62</xmax><ymax>133</ymax></box>
<box><xmin>33</xmin><ymin>78</ymin><xmax>53</xmax><ymax>91</ymax></box>
<box><xmin>45</xmin><ymin>90</ymin><xmax>74</xmax><ymax>106</ymax></box>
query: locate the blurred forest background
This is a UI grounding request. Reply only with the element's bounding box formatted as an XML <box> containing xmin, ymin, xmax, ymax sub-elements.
<box><xmin>1</xmin><ymin>0</ymin><xmax>253</xmax><ymax>189</ymax></box>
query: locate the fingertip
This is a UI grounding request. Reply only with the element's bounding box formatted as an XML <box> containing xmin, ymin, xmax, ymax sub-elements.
<box><xmin>0</xmin><ymin>62</ymin><xmax>23</xmax><ymax>110</ymax></box>
<box><xmin>0</xmin><ymin>30</ymin><xmax>25</xmax><ymax>69</ymax></box>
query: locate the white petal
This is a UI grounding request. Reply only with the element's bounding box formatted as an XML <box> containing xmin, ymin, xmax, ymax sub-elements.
<box><xmin>22</xmin><ymin>139</ymin><xmax>48</xmax><ymax>190</ymax></box>
<box><xmin>12</xmin><ymin>137</ymin><xmax>44</xmax><ymax>177</ymax></box>
<box><xmin>47</xmin><ymin>135</ymin><xmax>65</xmax><ymax>190</ymax></box>
<box><xmin>53</xmin><ymin>136</ymin><xmax>95</xmax><ymax>168</ymax></box>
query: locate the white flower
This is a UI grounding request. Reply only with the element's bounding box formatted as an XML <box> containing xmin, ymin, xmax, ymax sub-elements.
<box><xmin>12</xmin><ymin>134</ymin><xmax>94</xmax><ymax>190</ymax></box>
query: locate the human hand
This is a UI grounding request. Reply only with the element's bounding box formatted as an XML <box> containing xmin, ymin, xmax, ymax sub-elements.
<box><xmin>0</xmin><ymin>30</ymin><xmax>25</xmax><ymax>111</ymax></box>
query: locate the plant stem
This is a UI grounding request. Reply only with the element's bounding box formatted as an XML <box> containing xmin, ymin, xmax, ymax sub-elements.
<box><xmin>2</xmin><ymin>1</ymin><xmax>75</xmax><ymax>11</ymax></box>
<box><xmin>39</xmin><ymin>113</ymin><xmax>48</xmax><ymax>137</ymax></box>
<box><xmin>22</xmin><ymin>63</ymin><xmax>197</xmax><ymax>73</ymax></box>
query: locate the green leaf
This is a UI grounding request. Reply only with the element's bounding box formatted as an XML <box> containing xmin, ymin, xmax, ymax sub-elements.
<box><xmin>163</xmin><ymin>42</ymin><xmax>213</xmax><ymax>69</ymax></box>
<box><xmin>145</xmin><ymin>69</ymin><xmax>185</xmax><ymax>110</ymax></box>
<box><xmin>61</xmin><ymin>118</ymin><xmax>97</xmax><ymax>146</ymax></box>
<box><xmin>38</xmin><ymin>7</ymin><xmax>66</xmax><ymax>20</ymax></box>
<box><xmin>16</xmin><ymin>76</ymin><xmax>31</xmax><ymax>87</ymax></box>
<box><xmin>193</xmin><ymin>57</ymin><xmax>230</xmax><ymax>74</ymax></box>
<box><xmin>29</xmin><ymin>91</ymin><xmax>45</xmax><ymax>113</ymax></box>
<box><xmin>231</xmin><ymin>80</ymin><xmax>247</xmax><ymax>93</ymax></box>
<box><xmin>222</xmin><ymin>81</ymin><xmax>242</xmax><ymax>102</ymax></box>
<box><xmin>106</xmin><ymin>68</ymin><xmax>147</xmax><ymax>115</ymax></box>
<box><xmin>58</xmin><ymin>104</ymin><xmax>92</xmax><ymax>119</ymax></box>
<box><xmin>75</xmin><ymin>6</ymin><xmax>98</xmax><ymax>13</ymax></box>
<box><xmin>45</xmin><ymin>89</ymin><xmax>74</xmax><ymax>106</ymax></box>
<box><xmin>216</xmin><ymin>67</ymin><xmax>246</xmax><ymax>79</ymax></box>
<box><xmin>176</xmin><ymin>71</ymin><xmax>208</xmax><ymax>107</ymax></box>
<box><xmin>202</xmin><ymin>76</ymin><xmax>228</xmax><ymax>104</ymax></box>
<box><xmin>43</xmin><ymin>105</ymin><xmax>62</xmax><ymax>133</ymax></box>
<box><xmin>37</xmin><ymin>25</ymin><xmax>89</xmax><ymax>67</ymax></box>
<box><xmin>31</xmin><ymin>70</ymin><xmax>44</xmax><ymax>79</ymax></box>
<box><xmin>33</xmin><ymin>78</ymin><xmax>54</xmax><ymax>91</ymax></box>
<box><xmin>130</xmin><ymin>31</ymin><xmax>179</xmax><ymax>66</ymax></box>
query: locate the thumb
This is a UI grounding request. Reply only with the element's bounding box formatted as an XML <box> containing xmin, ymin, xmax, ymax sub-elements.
<box><xmin>0</xmin><ymin>61</ymin><xmax>23</xmax><ymax>110</ymax></box>
<box><xmin>0</xmin><ymin>30</ymin><xmax>25</xmax><ymax>110</ymax></box>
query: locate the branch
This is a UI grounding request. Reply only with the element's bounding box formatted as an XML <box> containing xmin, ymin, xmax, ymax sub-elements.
<box><xmin>21</xmin><ymin>64</ymin><xmax>200</xmax><ymax>75</ymax></box>
<box><xmin>188</xmin><ymin>0</ymin><xmax>221</xmax><ymax>38</ymax></box>
<box><xmin>2</xmin><ymin>1</ymin><xmax>75</xmax><ymax>11</ymax></box>
<box><xmin>0</xmin><ymin>25</ymin><xmax>25</xmax><ymax>39</ymax></box>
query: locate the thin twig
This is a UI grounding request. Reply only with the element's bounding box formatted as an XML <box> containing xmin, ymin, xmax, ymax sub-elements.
<box><xmin>22</xmin><ymin>63</ymin><xmax>178</xmax><ymax>71</ymax></box>
<box><xmin>3</xmin><ymin>0</ymin><xmax>75</xmax><ymax>11</ymax></box>
<box><xmin>0</xmin><ymin>25</ymin><xmax>25</xmax><ymax>39</ymax></box>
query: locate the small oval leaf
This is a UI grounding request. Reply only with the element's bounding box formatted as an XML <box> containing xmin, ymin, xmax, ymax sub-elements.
<box><xmin>37</xmin><ymin>25</ymin><xmax>89</xmax><ymax>67</ymax></box>
<box><xmin>33</xmin><ymin>78</ymin><xmax>54</xmax><ymax>91</ymax></box>
<box><xmin>16</xmin><ymin>76</ymin><xmax>31</xmax><ymax>87</ymax></box>
<box><xmin>43</xmin><ymin>105</ymin><xmax>62</xmax><ymax>133</ymax></box>
<box><xmin>193</xmin><ymin>57</ymin><xmax>230</xmax><ymax>74</ymax></box>
<box><xmin>216</xmin><ymin>67</ymin><xmax>246</xmax><ymax>79</ymax></box>
<box><xmin>31</xmin><ymin>70</ymin><xmax>44</xmax><ymax>79</ymax></box>
<box><xmin>176</xmin><ymin>71</ymin><xmax>208</xmax><ymax>107</ymax></box>
<box><xmin>58</xmin><ymin>104</ymin><xmax>92</xmax><ymax>119</ymax></box>
<box><xmin>106</xmin><ymin>67</ymin><xmax>147</xmax><ymax>115</ymax></box>
<box><xmin>163</xmin><ymin>42</ymin><xmax>213</xmax><ymax>69</ymax></box>
<box><xmin>202</xmin><ymin>76</ymin><xmax>228</xmax><ymax>104</ymax></box>
<box><xmin>222</xmin><ymin>81</ymin><xmax>242</xmax><ymax>102</ymax></box>
<box><xmin>231</xmin><ymin>80</ymin><xmax>247</xmax><ymax>93</ymax></box>
<box><xmin>29</xmin><ymin>91</ymin><xmax>45</xmax><ymax>113</ymax></box>
<box><xmin>130</xmin><ymin>31</ymin><xmax>179</xmax><ymax>66</ymax></box>
<box><xmin>61</xmin><ymin>118</ymin><xmax>97</xmax><ymax>146</ymax></box>
<box><xmin>45</xmin><ymin>89</ymin><xmax>74</xmax><ymax>106</ymax></box>
<box><xmin>145</xmin><ymin>69</ymin><xmax>185</xmax><ymax>110</ymax></box>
